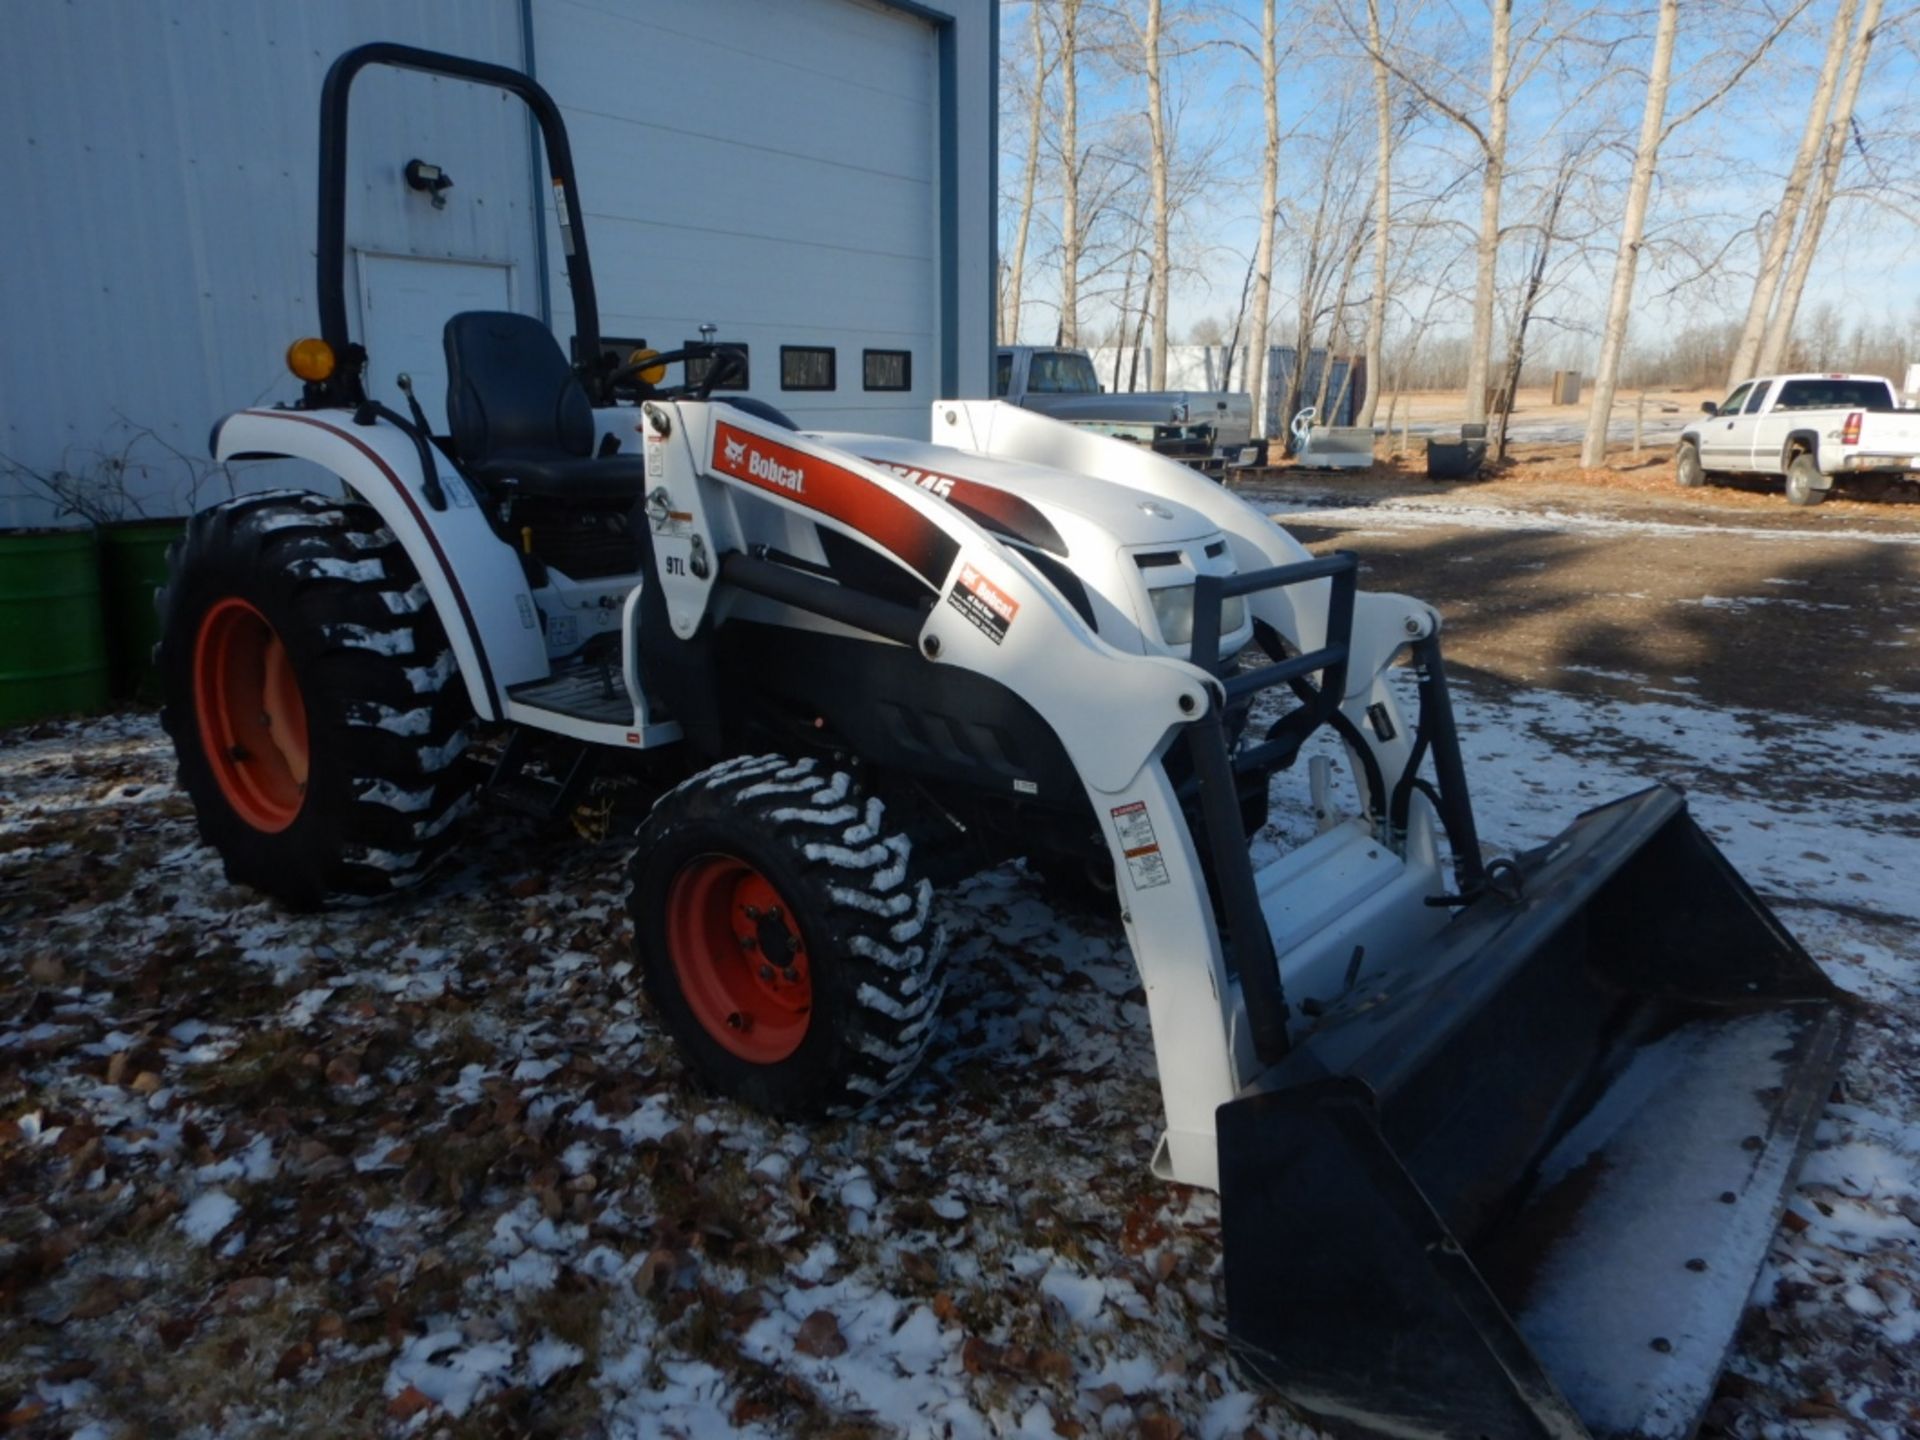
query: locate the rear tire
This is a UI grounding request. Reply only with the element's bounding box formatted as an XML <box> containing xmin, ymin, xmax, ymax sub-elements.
<box><xmin>1674</xmin><ymin>442</ymin><xmax>1705</xmax><ymax>488</ymax></box>
<box><xmin>630</xmin><ymin>754</ymin><xmax>947</xmax><ymax>1116</ymax></box>
<box><xmin>1785</xmin><ymin>452</ymin><xmax>1825</xmax><ymax>506</ymax></box>
<box><xmin>158</xmin><ymin>491</ymin><xmax>476</xmax><ymax>908</ymax></box>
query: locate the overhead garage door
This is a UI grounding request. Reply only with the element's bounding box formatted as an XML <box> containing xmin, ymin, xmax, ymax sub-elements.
<box><xmin>532</xmin><ymin>0</ymin><xmax>939</xmax><ymax>437</ymax></box>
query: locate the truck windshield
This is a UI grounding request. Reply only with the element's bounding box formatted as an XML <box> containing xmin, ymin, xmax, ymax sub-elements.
<box><xmin>1774</xmin><ymin>379</ymin><xmax>1896</xmax><ymax>411</ymax></box>
<box><xmin>1029</xmin><ymin>352</ymin><xmax>1101</xmax><ymax>394</ymax></box>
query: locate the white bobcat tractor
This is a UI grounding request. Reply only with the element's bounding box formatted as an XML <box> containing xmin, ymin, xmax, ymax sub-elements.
<box><xmin>162</xmin><ymin>44</ymin><xmax>1846</xmax><ymax>1440</ymax></box>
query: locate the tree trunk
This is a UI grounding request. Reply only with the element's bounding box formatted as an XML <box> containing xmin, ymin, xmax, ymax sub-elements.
<box><xmin>1145</xmin><ymin>0</ymin><xmax>1172</xmax><ymax>390</ymax></box>
<box><xmin>1359</xmin><ymin>0</ymin><xmax>1392</xmax><ymax>429</ymax></box>
<box><xmin>1758</xmin><ymin>0</ymin><xmax>1882</xmax><ymax>373</ymax></box>
<box><xmin>1223</xmin><ymin>251</ymin><xmax>1256</xmax><ymax>390</ymax></box>
<box><xmin>1464</xmin><ymin>0</ymin><xmax>1511</xmax><ymax>425</ymax></box>
<box><xmin>1579</xmin><ymin>0</ymin><xmax>1678</xmax><ymax>469</ymax></box>
<box><xmin>1129</xmin><ymin>291</ymin><xmax>1151</xmax><ymax>392</ymax></box>
<box><xmin>1500</xmin><ymin>168</ymin><xmax>1572</xmax><ymax>462</ymax></box>
<box><xmin>1113</xmin><ymin>244</ymin><xmax>1139</xmax><ymax>391</ymax></box>
<box><xmin>1248</xmin><ymin>0</ymin><xmax>1279</xmax><ymax>437</ymax></box>
<box><xmin>1728</xmin><ymin>0</ymin><xmax>1856</xmax><ymax>387</ymax></box>
<box><xmin>1002</xmin><ymin>0</ymin><xmax>1049</xmax><ymax>344</ymax></box>
<box><xmin>1058</xmin><ymin>0</ymin><xmax>1083</xmax><ymax>346</ymax></box>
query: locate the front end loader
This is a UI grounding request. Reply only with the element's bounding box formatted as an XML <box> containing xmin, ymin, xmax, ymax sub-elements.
<box><xmin>161</xmin><ymin>43</ymin><xmax>1845</xmax><ymax>1440</ymax></box>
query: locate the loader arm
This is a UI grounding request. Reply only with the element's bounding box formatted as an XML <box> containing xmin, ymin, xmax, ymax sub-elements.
<box><xmin>634</xmin><ymin>400</ymin><xmax>1467</xmax><ymax>1190</ymax></box>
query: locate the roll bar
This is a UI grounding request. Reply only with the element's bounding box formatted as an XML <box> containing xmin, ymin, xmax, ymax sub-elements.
<box><xmin>313</xmin><ymin>43</ymin><xmax>603</xmax><ymax>405</ymax></box>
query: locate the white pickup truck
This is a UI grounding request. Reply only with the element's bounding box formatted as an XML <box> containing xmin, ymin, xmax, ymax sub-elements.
<box><xmin>996</xmin><ymin>346</ymin><xmax>1257</xmax><ymax>476</ymax></box>
<box><xmin>1675</xmin><ymin>372</ymin><xmax>1920</xmax><ymax>506</ymax></box>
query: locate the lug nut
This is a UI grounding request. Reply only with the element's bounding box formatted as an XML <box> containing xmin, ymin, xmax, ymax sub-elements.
<box><xmin>759</xmin><ymin>965</ymin><xmax>775</xmax><ymax>981</ymax></box>
<box><xmin>782</xmin><ymin>967</ymin><xmax>798</xmax><ymax>982</ymax></box>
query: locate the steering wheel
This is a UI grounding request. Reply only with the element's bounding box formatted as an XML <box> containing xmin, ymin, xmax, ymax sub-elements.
<box><xmin>606</xmin><ymin>344</ymin><xmax>745</xmax><ymax>400</ymax></box>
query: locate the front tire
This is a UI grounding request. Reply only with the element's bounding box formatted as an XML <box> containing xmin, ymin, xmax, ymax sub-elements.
<box><xmin>630</xmin><ymin>755</ymin><xmax>947</xmax><ymax>1116</ymax></box>
<box><xmin>158</xmin><ymin>492</ymin><xmax>476</xmax><ymax>908</ymax></box>
<box><xmin>1674</xmin><ymin>442</ymin><xmax>1706</xmax><ymax>488</ymax></box>
<box><xmin>1785</xmin><ymin>452</ymin><xmax>1826</xmax><ymax>506</ymax></box>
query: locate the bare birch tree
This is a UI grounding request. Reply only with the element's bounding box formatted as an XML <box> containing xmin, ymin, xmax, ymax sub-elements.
<box><xmin>1464</xmin><ymin>0</ymin><xmax>1513</xmax><ymax>425</ymax></box>
<box><xmin>1728</xmin><ymin>0</ymin><xmax>1858</xmax><ymax>385</ymax></box>
<box><xmin>1757</xmin><ymin>0</ymin><xmax>1886</xmax><ymax>372</ymax></box>
<box><xmin>1579</xmin><ymin>0</ymin><xmax>1812</xmax><ymax>466</ymax></box>
<box><xmin>1143</xmin><ymin>0</ymin><xmax>1172</xmax><ymax>388</ymax></box>
<box><xmin>1001</xmin><ymin>1</ymin><xmax>1052</xmax><ymax>343</ymax></box>
<box><xmin>1056</xmin><ymin>0</ymin><xmax>1085</xmax><ymax>344</ymax></box>
<box><xmin>1248</xmin><ymin>0</ymin><xmax>1280</xmax><ymax>435</ymax></box>
<box><xmin>1359</xmin><ymin>0</ymin><xmax>1392</xmax><ymax>429</ymax></box>
<box><xmin>1578</xmin><ymin>0</ymin><xmax>1678</xmax><ymax>467</ymax></box>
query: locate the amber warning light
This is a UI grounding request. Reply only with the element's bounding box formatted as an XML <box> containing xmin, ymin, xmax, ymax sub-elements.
<box><xmin>286</xmin><ymin>337</ymin><xmax>336</xmax><ymax>383</ymax></box>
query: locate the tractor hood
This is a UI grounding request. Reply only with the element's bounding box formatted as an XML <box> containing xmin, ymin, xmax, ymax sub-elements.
<box><xmin>814</xmin><ymin>431</ymin><xmax>1251</xmax><ymax>658</ymax></box>
<box><xmin>822</xmin><ymin>432</ymin><xmax>1220</xmax><ymax>550</ymax></box>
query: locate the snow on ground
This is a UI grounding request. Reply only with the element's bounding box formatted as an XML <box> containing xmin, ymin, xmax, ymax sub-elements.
<box><xmin>3</xmin><ymin>672</ymin><xmax>1917</xmax><ymax>1437</ymax></box>
<box><xmin>1251</xmin><ymin>494</ymin><xmax>1920</xmax><ymax>550</ymax></box>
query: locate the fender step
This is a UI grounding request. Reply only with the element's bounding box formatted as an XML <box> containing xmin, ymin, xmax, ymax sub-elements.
<box><xmin>1219</xmin><ymin>784</ymin><xmax>1847</xmax><ymax>1440</ymax></box>
<box><xmin>508</xmin><ymin>663</ymin><xmax>635</xmax><ymax>725</ymax></box>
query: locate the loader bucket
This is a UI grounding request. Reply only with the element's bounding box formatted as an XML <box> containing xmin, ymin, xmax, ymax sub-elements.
<box><xmin>1219</xmin><ymin>784</ymin><xmax>1846</xmax><ymax>1440</ymax></box>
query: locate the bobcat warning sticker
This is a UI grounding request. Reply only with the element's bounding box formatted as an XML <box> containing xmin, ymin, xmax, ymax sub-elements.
<box><xmin>1110</xmin><ymin>800</ymin><xmax>1171</xmax><ymax>890</ymax></box>
<box><xmin>945</xmin><ymin>561</ymin><xmax>1020</xmax><ymax>645</ymax></box>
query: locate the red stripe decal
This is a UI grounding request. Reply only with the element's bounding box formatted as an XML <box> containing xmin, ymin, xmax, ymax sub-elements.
<box><xmin>712</xmin><ymin>421</ymin><xmax>957</xmax><ymax>588</ymax></box>
<box><xmin>248</xmin><ymin>411</ymin><xmax>500</xmax><ymax>713</ymax></box>
<box><xmin>862</xmin><ymin>459</ymin><xmax>1069</xmax><ymax>558</ymax></box>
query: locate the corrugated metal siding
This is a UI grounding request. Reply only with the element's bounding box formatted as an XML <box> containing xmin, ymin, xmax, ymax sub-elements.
<box><xmin>531</xmin><ymin>0</ymin><xmax>941</xmax><ymax>437</ymax></box>
<box><xmin>0</xmin><ymin>2</ymin><xmax>535</xmax><ymax>527</ymax></box>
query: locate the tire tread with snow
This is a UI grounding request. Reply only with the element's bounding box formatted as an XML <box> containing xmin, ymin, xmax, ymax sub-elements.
<box><xmin>158</xmin><ymin>491</ymin><xmax>476</xmax><ymax>907</ymax></box>
<box><xmin>630</xmin><ymin>754</ymin><xmax>948</xmax><ymax>1116</ymax></box>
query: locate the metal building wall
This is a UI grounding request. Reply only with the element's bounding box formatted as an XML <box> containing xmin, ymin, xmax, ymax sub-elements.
<box><xmin>0</xmin><ymin>2</ymin><xmax>535</xmax><ymax>528</ymax></box>
<box><xmin>0</xmin><ymin>0</ymin><xmax>996</xmax><ymax>528</ymax></box>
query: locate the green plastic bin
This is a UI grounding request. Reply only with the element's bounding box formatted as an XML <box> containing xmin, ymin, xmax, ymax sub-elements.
<box><xmin>100</xmin><ymin>517</ymin><xmax>184</xmax><ymax>702</ymax></box>
<box><xmin>0</xmin><ymin>529</ymin><xmax>111</xmax><ymax>726</ymax></box>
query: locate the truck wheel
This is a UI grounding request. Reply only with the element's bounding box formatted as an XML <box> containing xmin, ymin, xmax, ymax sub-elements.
<box><xmin>158</xmin><ymin>492</ymin><xmax>475</xmax><ymax>908</ymax></box>
<box><xmin>1674</xmin><ymin>442</ymin><xmax>1706</xmax><ymax>488</ymax></box>
<box><xmin>630</xmin><ymin>754</ymin><xmax>947</xmax><ymax>1116</ymax></box>
<box><xmin>1785</xmin><ymin>452</ymin><xmax>1825</xmax><ymax>506</ymax></box>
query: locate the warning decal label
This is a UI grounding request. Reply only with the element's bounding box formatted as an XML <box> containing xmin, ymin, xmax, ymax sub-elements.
<box><xmin>945</xmin><ymin>561</ymin><xmax>1020</xmax><ymax>645</ymax></box>
<box><xmin>1110</xmin><ymin>800</ymin><xmax>1171</xmax><ymax>890</ymax></box>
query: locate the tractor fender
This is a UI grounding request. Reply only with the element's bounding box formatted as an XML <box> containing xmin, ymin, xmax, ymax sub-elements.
<box><xmin>211</xmin><ymin>407</ymin><xmax>550</xmax><ymax>720</ymax></box>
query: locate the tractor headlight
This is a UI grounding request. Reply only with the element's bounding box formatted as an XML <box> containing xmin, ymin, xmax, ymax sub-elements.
<box><xmin>1149</xmin><ymin>586</ymin><xmax>1246</xmax><ymax>648</ymax></box>
<box><xmin>1150</xmin><ymin>585</ymin><xmax>1194</xmax><ymax>646</ymax></box>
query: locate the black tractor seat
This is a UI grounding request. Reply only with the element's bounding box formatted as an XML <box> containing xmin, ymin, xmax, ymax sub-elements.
<box><xmin>443</xmin><ymin>311</ymin><xmax>802</xmax><ymax>501</ymax></box>
<box><xmin>444</xmin><ymin>310</ymin><xmax>646</xmax><ymax>502</ymax></box>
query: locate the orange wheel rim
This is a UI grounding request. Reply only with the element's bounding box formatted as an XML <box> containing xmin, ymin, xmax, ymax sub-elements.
<box><xmin>192</xmin><ymin>598</ymin><xmax>310</xmax><ymax>833</ymax></box>
<box><xmin>666</xmin><ymin>855</ymin><xmax>812</xmax><ymax>1063</ymax></box>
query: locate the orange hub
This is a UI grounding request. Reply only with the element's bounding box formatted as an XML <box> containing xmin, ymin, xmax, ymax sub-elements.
<box><xmin>667</xmin><ymin>855</ymin><xmax>813</xmax><ymax>1062</ymax></box>
<box><xmin>192</xmin><ymin>598</ymin><xmax>310</xmax><ymax>833</ymax></box>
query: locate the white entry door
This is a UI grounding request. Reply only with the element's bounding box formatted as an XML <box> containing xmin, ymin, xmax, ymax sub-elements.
<box><xmin>357</xmin><ymin>253</ymin><xmax>515</xmax><ymax>434</ymax></box>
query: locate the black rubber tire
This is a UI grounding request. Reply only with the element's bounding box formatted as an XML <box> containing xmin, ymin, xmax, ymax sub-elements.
<box><xmin>1674</xmin><ymin>441</ymin><xmax>1706</xmax><ymax>488</ymax></box>
<box><xmin>630</xmin><ymin>754</ymin><xmax>947</xmax><ymax>1117</ymax></box>
<box><xmin>1785</xmin><ymin>451</ymin><xmax>1826</xmax><ymax>506</ymax></box>
<box><xmin>158</xmin><ymin>491</ymin><xmax>476</xmax><ymax>908</ymax></box>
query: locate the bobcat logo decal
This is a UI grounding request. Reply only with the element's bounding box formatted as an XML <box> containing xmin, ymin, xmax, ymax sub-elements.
<box><xmin>723</xmin><ymin>435</ymin><xmax>747</xmax><ymax>466</ymax></box>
